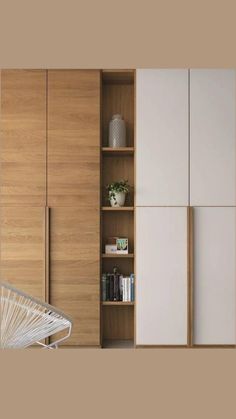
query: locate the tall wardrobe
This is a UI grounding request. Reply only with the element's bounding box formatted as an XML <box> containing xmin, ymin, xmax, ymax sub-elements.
<box><xmin>0</xmin><ymin>70</ymin><xmax>100</xmax><ymax>346</ymax></box>
<box><xmin>136</xmin><ymin>69</ymin><xmax>236</xmax><ymax>347</ymax></box>
<box><xmin>1</xmin><ymin>68</ymin><xmax>236</xmax><ymax>348</ymax></box>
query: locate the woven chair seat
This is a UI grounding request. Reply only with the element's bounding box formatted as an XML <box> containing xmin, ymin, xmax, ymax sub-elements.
<box><xmin>0</xmin><ymin>281</ymin><xmax>72</xmax><ymax>349</ymax></box>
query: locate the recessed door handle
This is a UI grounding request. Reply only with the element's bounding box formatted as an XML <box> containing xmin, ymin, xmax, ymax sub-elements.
<box><xmin>187</xmin><ymin>207</ymin><xmax>194</xmax><ymax>347</ymax></box>
<box><xmin>45</xmin><ymin>206</ymin><xmax>50</xmax><ymax>304</ymax></box>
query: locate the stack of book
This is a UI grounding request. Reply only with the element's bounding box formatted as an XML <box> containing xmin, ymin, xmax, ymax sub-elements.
<box><xmin>102</xmin><ymin>271</ymin><xmax>134</xmax><ymax>302</ymax></box>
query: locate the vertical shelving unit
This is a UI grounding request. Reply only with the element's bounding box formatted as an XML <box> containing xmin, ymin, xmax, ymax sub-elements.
<box><xmin>101</xmin><ymin>70</ymin><xmax>135</xmax><ymax>348</ymax></box>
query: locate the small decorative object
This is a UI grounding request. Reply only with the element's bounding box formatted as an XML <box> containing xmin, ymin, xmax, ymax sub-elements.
<box><xmin>105</xmin><ymin>237</ymin><xmax>129</xmax><ymax>254</ymax></box>
<box><xmin>108</xmin><ymin>114</ymin><xmax>126</xmax><ymax>148</ymax></box>
<box><xmin>116</xmin><ymin>238</ymin><xmax>128</xmax><ymax>254</ymax></box>
<box><xmin>105</xmin><ymin>244</ymin><xmax>117</xmax><ymax>254</ymax></box>
<box><xmin>106</xmin><ymin>179</ymin><xmax>130</xmax><ymax>207</ymax></box>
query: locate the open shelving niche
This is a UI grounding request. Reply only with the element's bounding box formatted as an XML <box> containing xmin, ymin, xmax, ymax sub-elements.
<box><xmin>101</xmin><ymin>69</ymin><xmax>135</xmax><ymax>349</ymax></box>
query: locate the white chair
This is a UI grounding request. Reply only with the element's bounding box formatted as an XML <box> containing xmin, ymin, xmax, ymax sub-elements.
<box><xmin>0</xmin><ymin>281</ymin><xmax>72</xmax><ymax>349</ymax></box>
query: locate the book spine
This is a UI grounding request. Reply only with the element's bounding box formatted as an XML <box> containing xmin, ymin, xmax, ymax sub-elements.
<box><xmin>119</xmin><ymin>274</ymin><xmax>123</xmax><ymax>301</ymax></box>
<box><xmin>123</xmin><ymin>277</ymin><xmax>128</xmax><ymax>302</ymax></box>
<box><xmin>114</xmin><ymin>272</ymin><xmax>119</xmax><ymax>301</ymax></box>
<box><xmin>126</xmin><ymin>277</ymin><xmax>128</xmax><ymax>302</ymax></box>
<box><xmin>130</xmin><ymin>274</ymin><xmax>134</xmax><ymax>302</ymax></box>
<box><xmin>123</xmin><ymin>276</ymin><xmax>126</xmax><ymax>302</ymax></box>
<box><xmin>109</xmin><ymin>274</ymin><xmax>114</xmax><ymax>301</ymax></box>
<box><xmin>127</xmin><ymin>276</ymin><xmax>131</xmax><ymax>302</ymax></box>
<box><xmin>102</xmin><ymin>273</ymin><xmax>107</xmax><ymax>301</ymax></box>
<box><xmin>106</xmin><ymin>274</ymin><xmax>110</xmax><ymax>301</ymax></box>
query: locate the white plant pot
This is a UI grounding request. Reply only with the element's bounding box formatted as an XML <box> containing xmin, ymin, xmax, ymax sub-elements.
<box><xmin>110</xmin><ymin>191</ymin><xmax>126</xmax><ymax>207</ymax></box>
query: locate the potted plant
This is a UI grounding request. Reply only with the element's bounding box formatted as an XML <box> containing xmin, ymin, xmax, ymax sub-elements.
<box><xmin>106</xmin><ymin>179</ymin><xmax>130</xmax><ymax>207</ymax></box>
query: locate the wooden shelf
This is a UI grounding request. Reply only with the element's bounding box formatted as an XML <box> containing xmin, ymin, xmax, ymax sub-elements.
<box><xmin>102</xmin><ymin>253</ymin><xmax>134</xmax><ymax>258</ymax></box>
<box><xmin>101</xmin><ymin>69</ymin><xmax>135</xmax><ymax>347</ymax></box>
<box><xmin>101</xmin><ymin>206</ymin><xmax>134</xmax><ymax>211</ymax></box>
<box><xmin>102</xmin><ymin>339</ymin><xmax>134</xmax><ymax>349</ymax></box>
<box><xmin>102</xmin><ymin>301</ymin><xmax>134</xmax><ymax>306</ymax></box>
<box><xmin>102</xmin><ymin>70</ymin><xmax>134</xmax><ymax>84</ymax></box>
<box><xmin>102</xmin><ymin>147</ymin><xmax>134</xmax><ymax>155</ymax></box>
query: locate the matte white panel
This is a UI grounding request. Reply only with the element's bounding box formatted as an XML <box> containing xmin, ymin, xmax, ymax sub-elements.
<box><xmin>190</xmin><ymin>69</ymin><xmax>236</xmax><ymax>206</ymax></box>
<box><xmin>136</xmin><ymin>69</ymin><xmax>189</xmax><ymax>206</ymax></box>
<box><xmin>193</xmin><ymin>207</ymin><xmax>236</xmax><ymax>344</ymax></box>
<box><xmin>136</xmin><ymin>207</ymin><xmax>188</xmax><ymax>345</ymax></box>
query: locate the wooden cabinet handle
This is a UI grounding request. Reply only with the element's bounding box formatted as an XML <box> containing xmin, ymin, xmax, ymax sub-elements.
<box><xmin>187</xmin><ymin>207</ymin><xmax>194</xmax><ymax>347</ymax></box>
<box><xmin>45</xmin><ymin>207</ymin><xmax>50</xmax><ymax>304</ymax></box>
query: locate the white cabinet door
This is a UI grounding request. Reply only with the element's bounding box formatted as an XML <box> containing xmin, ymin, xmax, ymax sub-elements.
<box><xmin>136</xmin><ymin>207</ymin><xmax>188</xmax><ymax>345</ymax></box>
<box><xmin>136</xmin><ymin>69</ymin><xmax>189</xmax><ymax>206</ymax></box>
<box><xmin>193</xmin><ymin>207</ymin><xmax>236</xmax><ymax>345</ymax></box>
<box><xmin>190</xmin><ymin>69</ymin><xmax>236</xmax><ymax>206</ymax></box>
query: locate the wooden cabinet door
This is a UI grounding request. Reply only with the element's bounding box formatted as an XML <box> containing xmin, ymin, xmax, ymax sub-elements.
<box><xmin>47</xmin><ymin>70</ymin><xmax>100</xmax><ymax>206</ymax></box>
<box><xmin>0</xmin><ymin>70</ymin><xmax>47</xmax><ymax>206</ymax></box>
<box><xmin>49</xmin><ymin>207</ymin><xmax>100</xmax><ymax>346</ymax></box>
<box><xmin>190</xmin><ymin>70</ymin><xmax>236</xmax><ymax>206</ymax></box>
<box><xmin>0</xmin><ymin>207</ymin><xmax>46</xmax><ymax>300</ymax></box>
<box><xmin>136</xmin><ymin>207</ymin><xmax>188</xmax><ymax>345</ymax></box>
<box><xmin>193</xmin><ymin>207</ymin><xmax>236</xmax><ymax>345</ymax></box>
<box><xmin>136</xmin><ymin>69</ymin><xmax>189</xmax><ymax>206</ymax></box>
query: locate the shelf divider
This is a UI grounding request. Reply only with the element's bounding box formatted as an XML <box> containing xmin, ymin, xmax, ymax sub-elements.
<box><xmin>102</xmin><ymin>147</ymin><xmax>134</xmax><ymax>155</ymax></box>
<box><xmin>102</xmin><ymin>253</ymin><xmax>134</xmax><ymax>258</ymax></box>
<box><xmin>102</xmin><ymin>301</ymin><xmax>134</xmax><ymax>306</ymax></box>
<box><xmin>102</xmin><ymin>206</ymin><xmax>134</xmax><ymax>211</ymax></box>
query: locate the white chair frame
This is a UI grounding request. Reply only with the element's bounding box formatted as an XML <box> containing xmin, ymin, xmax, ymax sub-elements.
<box><xmin>0</xmin><ymin>281</ymin><xmax>72</xmax><ymax>349</ymax></box>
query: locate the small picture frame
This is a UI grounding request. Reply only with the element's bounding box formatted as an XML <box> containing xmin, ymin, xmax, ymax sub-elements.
<box><xmin>116</xmin><ymin>238</ymin><xmax>128</xmax><ymax>254</ymax></box>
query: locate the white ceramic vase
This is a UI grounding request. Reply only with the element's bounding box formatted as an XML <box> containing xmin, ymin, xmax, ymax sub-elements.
<box><xmin>108</xmin><ymin>114</ymin><xmax>126</xmax><ymax>148</ymax></box>
<box><xmin>110</xmin><ymin>191</ymin><xmax>126</xmax><ymax>207</ymax></box>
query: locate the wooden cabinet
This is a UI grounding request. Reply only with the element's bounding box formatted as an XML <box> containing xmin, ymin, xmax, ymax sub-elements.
<box><xmin>0</xmin><ymin>70</ymin><xmax>47</xmax><ymax>304</ymax></box>
<box><xmin>136</xmin><ymin>207</ymin><xmax>188</xmax><ymax>345</ymax></box>
<box><xmin>193</xmin><ymin>207</ymin><xmax>236</xmax><ymax>345</ymax></box>
<box><xmin>47</xmin><ymin>70</ymin><xmax>101</xmax><ymax>346</ymax></box>
<box><xmin>0</xmin><ymin>70</ymin><xmax>47</xmax><ymax>206</ymax></box>
<box><xmin>47</xmin><ymin>70</ymin><xmax>100</xmax><ymax>207</ymax></box>
<box><xmin>2</xmin><ymin>68</ymin><xmax>235</xmax><ymax>349</ymax></box>
<box><xmin>136</xmin><ymin>69</ymin><xmax>236</xmax><ymax>207</ymax></box>
<box><xmin>135</xmin><ymin>69</ymin><xmax>236</xmax><ymax>347</ymax></box>
<box><xmin>136</xmin><ymin>69</ymin><xmax>189</xmax><ymax>206</ymax></box>
<box><xmin>0</xmin><ymin>207</ymin><xmax>46</xmax><ymax>300</ymax></box>
<box><xmin>136</xmin><ymin>71</ymin><xmax>189</xmax><ymax>346</ymax></box>
<box><xmin>0</xmin><ymin>69</ymin><xmax>101</xmax><ymax>347</ymax></box>
<box><xmin>190</xmin><ymin>69</ymin><xmax>236</xmax><ymax>206</ymax></box>
<box><xmin>49</xmin><ymin>207</ymin><xmax>100</xmax><ymax>346</ymax></box>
